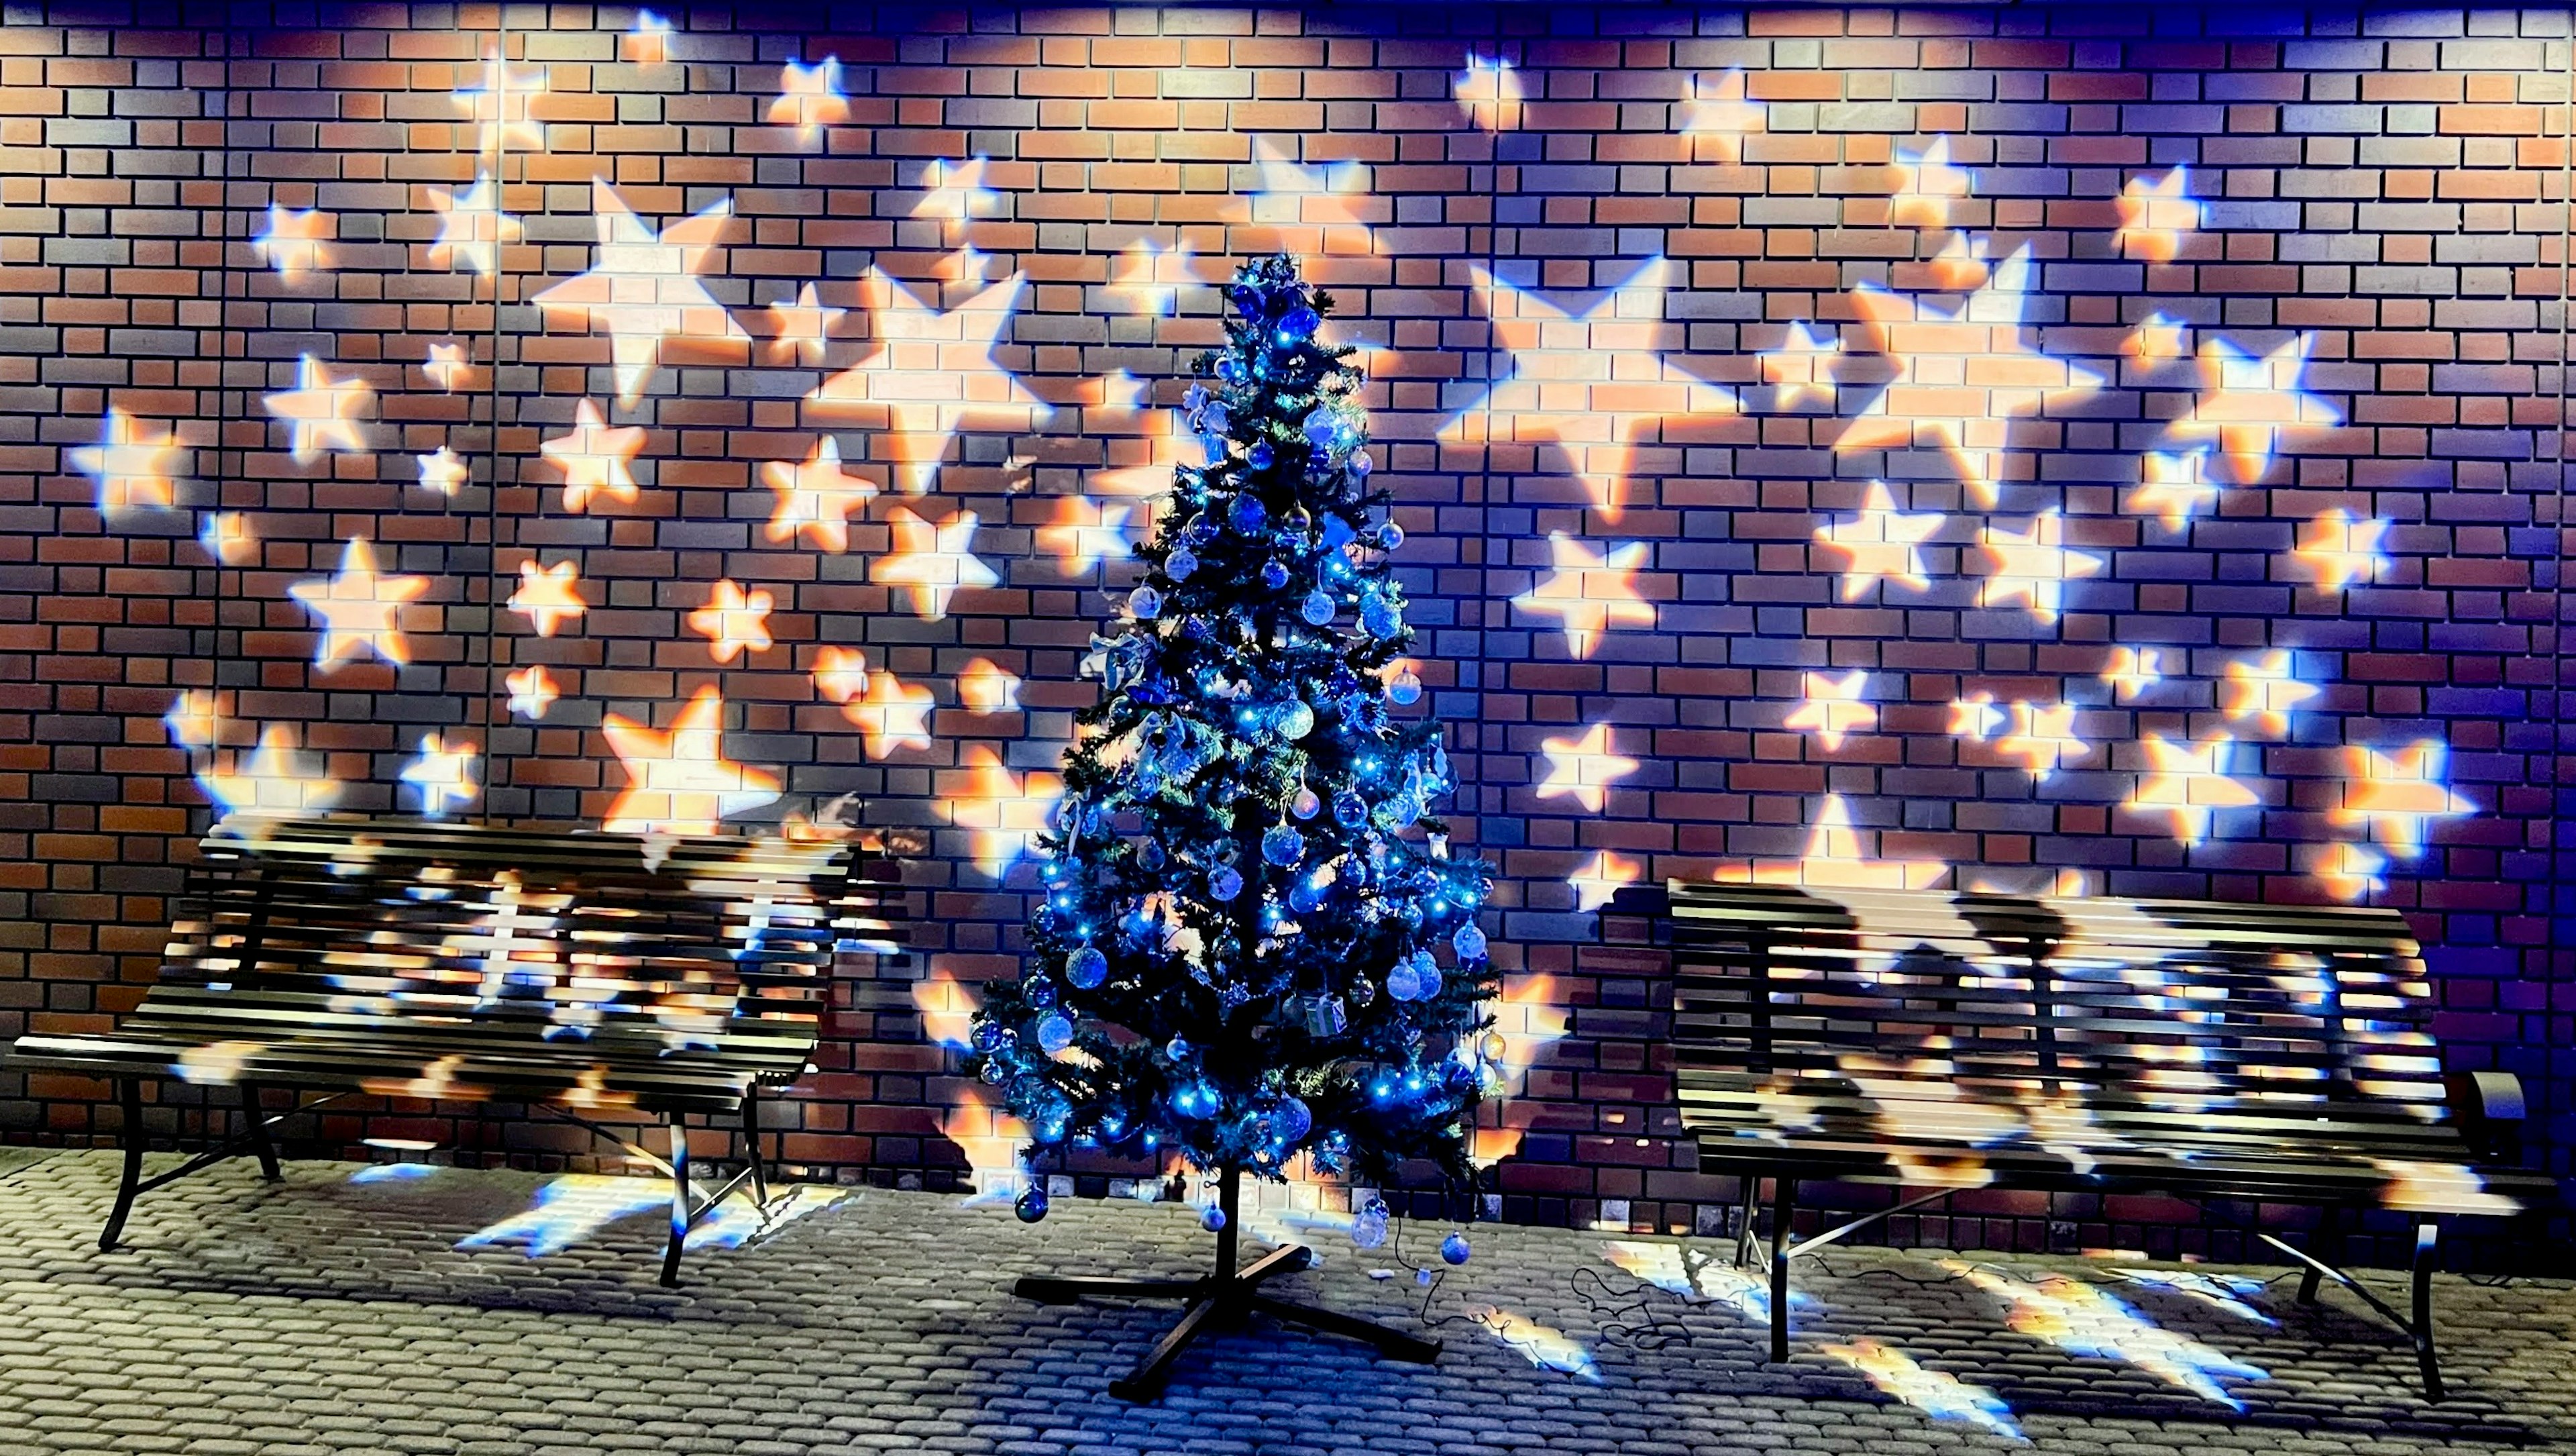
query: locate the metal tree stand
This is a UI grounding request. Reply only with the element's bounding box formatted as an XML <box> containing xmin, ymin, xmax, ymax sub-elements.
<box><xmin>1013</xmin><ymin>1165</ymin><xmax>1442</xmax><ymax>1401</ymax></box>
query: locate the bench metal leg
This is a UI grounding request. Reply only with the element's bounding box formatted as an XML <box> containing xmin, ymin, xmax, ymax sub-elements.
<box><xmin>2299</xmin><ymin>1204</ymin><xmax>2342</xmax><ymax>1305</ymax></box>
<box><xmin>1733</xmin><ymin>1175</ymin><xmax>1762</xmax><ymax>1270</ymax></box>
<box><xmin>659</xmin><ymin>1112</ymin><xmax>691</xmax><ymax>1288</ymax></box>
<box><xmin>741</xmin><ymin>1086</ymin><xmax>769</xmax><ymax>1208</ymax></box>
<box><xmin>1768</xmin><ymin>1176</ymin><xmax>1796</xmax><ymax>1363</ymax></box>
<box><xmin>239</xmin><ymin>1081</ymin><xmax>282</xmax><ymax>1182</ymax></box>
<box><xmin>2411</xmin><ymin>1221</ymin><xmax>2443</xmax><ymax>1403</ymax></box>
<box><xmin>99</xmin><ymin>1078</ymin><xmax>146</xmax><ymax>1253</ymax></box>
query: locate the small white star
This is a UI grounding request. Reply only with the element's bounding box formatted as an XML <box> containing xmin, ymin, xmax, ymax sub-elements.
<box><xmin>427</xmin><ymin>172</ymin><xmax>521</xmax><ymax>278</ymax></box>
<box><xmin>199</xmin><ymin>725</ymin><xmax>342</xmax><ymax>820</ymax></box>
<box><xmin>1108</xmin><ymin>240</ymin><xmax>1198</xmax><ymax>316</ymax></box>
<box><xmin>415</xmin><ymin>446</ymin><xmax>469</xmax><ymax>497</ymax></box>
<box><xmin>1814</xmin><ymin>481</ymin><xmax>1941</xmax><ymax>600</ymax></box>
<box><xmin>1679</xmin><ymin>68</ymin><xmax>1766</xmax><ymax>162</ymax></box>
<box><xmin>425</xmin><ymin>342</ymin><xmax>474</xmax><ymax>393</ymax></box>
<box><xmin>1976</xmin><ymin>510</ymin><xmax>2102</xmax><ymax>625</ymax></box>
<box><xmin>770</xmin><ymin>56</ymin><xmax>850</xmax><ymax>145</ymax></box>
<box><xmin>264</xmin><ymin>354</ymin><xmax>374</xmax><ymax>465</ymax></box>
<box><xmin>687</xmin><ymin>579</ymin><xmax>775</xmax><ymax>664</ymax></box>
<box><xmin>766</xmin><ymin>282</ymin><xmax>845</xmax><ymax>366</ymax></box>
<box><xmin>1567</xmin><ymin>849</ymin><xmax>1643</xmax><ymax>913</ymax></box>
<box><xmin>504</xmin><ymin>665</ymin><xmax>561</xmax><ymax>720</ymax></box>
<box><xmin>201</xmin><ymin>511</ymin><xmax>255</xmax><ymax>565</ymax></box>
<box><xmin>914</xmin><ymin>156</ymin><xmax>1002</xmax><ymax>222</ymax></box>
<box><xmin>506</xmin><ymin>560</ymin><xmax>588</xmax><ymax>638</ymax></box>
<box><xmin>2332</xmin><ymin>740</ymin><xmax>2474</xmax><ymax>859</ymax></box>
<box><xmin>1762</xmin><ymin>319</ymin><xmax>1842</xmax><ymax>409</ymax></box>
<box><xmin>2307</xmin><ymin>841</ymin><xmax>2388</xmax><ymax>902</ymax></box>
<box><xmin>1512</xmin><ymin>533</ymin><xmax>1656</xmax><ymax>659</ymax></box>
<box><xmin>541</xmin><ymin>399</ymin><xmax>647</xmax><ymax>513</ymax></box>
<box><xmin>875</xmin><ymin>507</ymin><xmax>999</xmax><ymax>621</ymax></box>
<box><xmin>2132</xmin><ymin>448</ymin><xmax>2218</xmax><ymax>533</ymax></box>
<box><xmin>1890</xmin><ymin>135</ymin><xmax>1972</xmax><ymax>231</ymax></box>
<box><xmin>2168</xmin><ymin>333</ymin><xmax>2340</xmax><ymax>482</ymax></box>
<box><xmin>2101</xmin><ymin>645</ymin><xmax>2163</xmax><ymax>702</ymax></box>
<box><xmin>810</xmin><ymin>645</ymin><xmax>871</xmax><ymax>706</ymax></box>
<box><xmin>2114</xmin><ymin>166</ymin><xmax>2204</xmax><ymax>265</ymax></box>
<box><xmin>1037</xmin><ymin>495</ymin><xmax>1136</xmax><ymax>575</ymax></box>
<box><xmin>71</xmin><ymin>407</ymin><xmax>186</xmax><ymax>516</ymax></box>
<box><xmin>401</xmin><ymin>732</ymin><xmax>480</xmax><ymax>819</ymax></box>
<box><xmin>252</xmin><ymin>203</ymin><xmax>333</xmax><ymax>281</ymax></box>
<box><xmin>2126</xmin><ymin>732</ymin><xmax>2260</xmax><ymax>847</ymax></box>
<box><xmin>288</xmin><ymin>537</ymin><xmax>428</xmax><ymax>672</ymax></box>
<box><xmin>1994</xmin><ymin>700</ymin><xmax>2090</xmax><ymax>781</ymax></box>
<box><xmin>452</xmin><ymin>49</ymin><xmax>549</xmax><ymax>158</ymax></box>
<box><xmin>839</xmin><ymin>668</ymin><xmax>936</xmax><ymax>759</ymax></box>
<box><xmin>1948</xmin><ymin>692</ymin><xmax>2004</xmax><ymax>742</ymax></box>
<box><xmin>2220</xmin><ymin>649</ymin><xmax>2318</xmax><ymax>737</ymax></box>
<box><xmin>1533</xmin><ymin>723</ymin><xmax>1638</xmax><ymax>814</ymax></box>
<box><xmin>957</xmin><ymin>658</ymin><xmax>1023</xmax><ymax>714</ymax></box>
<box><xmin>2291</xmin><ymin>509</ymin><xmax>2390</xmax><ymax>594</ymax></box>
<box><xmin>1782</xmin><ymin>670</ymin><xmax>1875</xmax><ymax>753</ymax></box>
<box><xmin>763</xmin><ymin>436</ymin><xmax>879</xmax><ymax>552</ymax></box>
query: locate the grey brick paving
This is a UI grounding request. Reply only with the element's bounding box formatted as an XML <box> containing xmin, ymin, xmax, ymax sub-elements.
<box><xmin>0</xmin><ymin>1151</ymin><xmax>2571</xmax><ymax>1454</ymax></box>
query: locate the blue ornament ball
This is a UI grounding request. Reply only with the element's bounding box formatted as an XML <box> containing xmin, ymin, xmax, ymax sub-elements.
<box><xmin>1166</xmin><ymin>546</ymin><xmax>1198</xmax><ymax>582</ymax></box>
<box><xmin>1279</xmin><ymin>305</ymin><xmax>1320</xmax><ymax>342</ymax></box>
<box><xmin>1034</xmin><ymin>1012</ymin><xmax>1075</xmax><ymax>1055</ymax></box>
<box><xmin>1360</xmin><ymin>595</ymin><xmax>1401</xmax><ymax>639</ymax></box>
<box><xmin>1352</xmin><ymin>450</ymin><xmax>1374</xmax><ymax>478</ymax></box>
<box><xmin>1066</xmin><ymin>946</ymin><xmax>1108</xmax><ymax>990</ymax></box>
<box><xmin>1277</xmin><ymin>701</ymin><xmax>1315</xmax><ymax>739</ymax></box>
<box><xmin>1334</xmin><ymin>790</ymin><xmax>1367</xmax><ymax>828</ymax></box>
<box><xmin>1273</xmin><ymin>1096</ymin><xmax>1313</xmax><ymax>1143</ymax></box>
<box><xmin>1231</xmin><ymin>495</ymin><xmax>1268</xmax><ymax>534</ymax></box>
<box><xmin>1301</xmin><ymin>589</ymin><xmax>1336</xmax><ymax>625</ymax></box>
<box><xmin>1383</xmin><ymin>957</ymin><xmax>1426</xmax><ymax>1003</ymax></box>
<box><xmin>1452</xmin><ymin>921</ymin><xmax>1489</xmax><ymax>961</ymax></box>
<box><xmin>1440</xmin><ymin>1233</ymin><xmax>1472</xmax><ymax>1266</ymax></box>
<box><xmin>1202</xmin><ymin>1205</ymin><xmax>1229</xmax><ymax>1233</ymax></box>
<box><xmin>1376</xmin><ymin>521</ymin><xmax>1405</xmax><ymax>550</ymax></box>
<box><xmin>1260</xmin><ymin>558</ymin><xmax>1289</xmax><ymax>590</ymax></box>
<box><xmin>1387</xmin><ymin>670</ymin><xmax>1423</xmax><ymax>707</ymax></box>
<box><xmin>1248</xmin><ymin>441</ymin><xmax>1275</xmax><ymax>470</ymax></box>
<box><xmin>978</xmin><ymin>1059</ymin><xmax>1008</xmax><ymax>1085</ymax></box>
<box><xmin>1016</xmin><ymin>1186</ymin><xmax>1050</xmax><ymax>1223</ymax></box>
<box><xmin>1130</xmin><ymin>586</ymin><xmax>1162</xmax><ymax>620</ymax></box>
<box><xmin>1261</xmin><ymin>824</ymin><xmax>1305</xmax><ymax>868</ymax></box>
<box><xmin>1210</xmin><ymin>866</ymin><xmax>1244</xmax><ymax>902</ymax></box>
<box><xmin>1024</xmin><ymin>976</ymin><xmax>1058</xmax><ymax>1008</ymax></box>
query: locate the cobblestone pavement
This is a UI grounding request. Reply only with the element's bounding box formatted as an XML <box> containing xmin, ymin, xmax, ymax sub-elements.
<box><xmin>2</xmin><ymin>1150</ymin><xmax>2573</xmax><ymax>1455</ymax></box>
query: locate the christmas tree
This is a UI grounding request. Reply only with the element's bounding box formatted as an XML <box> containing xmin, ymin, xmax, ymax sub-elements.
<box><xmin>969</xmin><ymin>254</ymin><xmax>1497</xmax><ymax>1396</ymax></box>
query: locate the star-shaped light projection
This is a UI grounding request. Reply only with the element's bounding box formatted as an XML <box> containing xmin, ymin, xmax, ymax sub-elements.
<box><xmin>1455</xmin><ymin>54</ymin><xmax>1525</xmax><ymax>132</ymax></box>
<box><xmin>1889</xmin><ymin>135</ymin><xmax>1972</xmax><ymax>230</ymax></box>
<box><xmin>1763</xmin><ymin>319</ymin><xmax>1842</xmax><ymax>408</ymax></box>
<box><xmin>166</xmin><ymin>689</ymin><xmax>219</xmax><ymax>749</ymax></box>
<box><xmin>199</xmin><ymin>725</ymin><xmax>342</xmax><ymax>819</ymax></box>
<box><xmin>2332</xmin><ymin>740</ymin><xmax>2474</xmax><ymax>859</ymax></box>
<box><xmin>1814</xmin><ymin>481</ymin><xmax>1941</xmax><ymax>600</ymax></box>
<box><xmin>453</xmin><ymin>48</ymin><xmax>548</xmax><ymax>158</ymax></box>
<box><xmin>541</xmin><ymin>400</ymin><xmax>647</xmax><ymax>513</ymax></box>
<box><xmin>1949</xmin><ymin>692</ymin><xmax>2003</xmax><ymax>741</ymax></box>
<box><xmin>1037</xmin><ymin>495</ymin><xmax>1136</xmax><ymax>575</ymax></box>
<box><xmin>1091</xmin><ymin>403</ymin><xmax>1203</xmax><ymax>499</ymax></box>
<box><xmin>1782</xmin><ymin>670</ymin><xmax>1876</xmax><ymax>752</ymax></box>
<box><xmin>425</xmin><ymin>342</ymin><xmax>473</xmax><ymax>393</ymax></box>
<box><xmin>768</xmin><ymin>55</ymin><xmax>849</xmax><ymax>145</ymax></box>
<box><xmin>2125</xmin><ymin>312</ymin><xmax>2188</xmax><ymax>366</ymax></box>
<box><xmin>2291</xmin><ymin>509</ymin><xmax>2391</xmax><ymax>594</ymax></box>
<box><xmin>2220</xmin><ymin>649</ymin><xmax>2318</xmax><ymax>736</ymax></box>
<box><xmin>937</xmin><ymin>245</ymin><xmax>996</xmax><ymax>286</ymax></box>
<box><xmin>1513</xmin><ymin>533</ymin><xmax>1656</xmax><ymax>659</ymax></box>
<box><xmin>875</xmin><ymin>507</ymin><xmax>999</xmax><ymax>620</ymax></box>
<box><xmin>804</xmin><ymin>269</ymin><xmax>1050</xmax><ymax>495</ymax></box>
<box><xmin>1533</xmin><ymin>723</ymin><xmax>1638</xmax><ymax>814</ymax></box>
<box><xmin>1927</xmin><ymin>231</ymin><xmax>1990</xmax><ymax>291</ymax></box>
<box><xmin>2307</xmin><ymin>841</ymin><xmax>2389</xmax><ymax>902</ymax></box>
<box><xmin>2131</xmin><ymin>448</ymin><xmax>2217</xmax><ymax>533</ymax></box>
<box><xmin>1443</xmin><ymin>256</ymin><xmax>1736</xmax><ymax>521</ymax></box>
<box><xmin>687</xmin><ymin>579</ymin><xmax>775</xmax><ymax>663</ymax></box>
<box><xmin>415</xmin><ymin>446</ymin><xmax>468</xmax><ymax>497</ymax></box>
<box><xmin>1108</xmin><ymin>239</ymin><xmax>1199</xmax><ymax>316</ymax></box>
<box><xmin>2102</xmin><ymin>645</ymin><xmax>2163</xmax><ymax>702</ymax></box>
<box><xmin>427</xmin><ymin>172</ymin><xmax>521</xmax><ymax>279</ymax></box>
<box><xmin>2114</xmin><ymin>166</ymin><xmax>2203</xmax><ymax>264</ymax></box>
<box><xmin>401</xmin><ymin>732</ymin><xmax>480</xmax><ymax>819</ymax></box>
<box><xmin>914</xmin><ymin>156</ymin><xmax>1002</xmax><ymax>223</ymax></box>
<box><xmin>1976</xmin><ymin>509</ymin><xmax>2102</xmax><ymax>624</ymax></box>
<box><xmin>531</xmin><ymin>179</ymin><xmax>747</xmax><ymax>408</ymax></box>
<box><xmin>957</xmin><ymin>658</ymin><xmax>1023</xmax><ymax>713</ymax></box>
<box><xmin>252</xmin><ymin>203</ymin><xmax>333</xmax><ymax>280</ymax></box>
<box><xmin>504</xmin><ymin>664</ymin><xmax>560</xmax><ymax>720</ymax></box>
<box><xmin>944</xmin><ymin>743</ymin><xmax>1065</xmax><ymax>878</ymax></box>
<box><xmin>201</xmin><ymin>511</ymin><xmax>255</xmax><ymax>565</ymax></box>
<box><xmin>1246</xmin><ymin>135</ymin><xmax>1379</xmax><ymax>256</ymax></box>
<box><xmin>764</xmin><ymin>282</ymin><xmax>844</xmax><ymax>365</ymax></box>
<box><xmin>72</xmin><ymin>407</ymin><xmax>185</xmax><ymax>517</ymax></box>
<box><xmin>265</xmin><ymin>354</ymin><xmax>374</xmax><ymax>464</ymax></box>
<box><xmin>2126</xmin><ymin>731</ymin><xmax>2260</xmax><ymax>846</ymax></box>
<box><xmin>810</xmin><ymin>645</ymin><xmax>871</xmax><ymax>707</ymax></box>
<box><xmin>507</xmin><ymin>560</ymin><xmax>588</xmax><ymax>637</ymax></box>
<box><xmin>840</xmin><ymin>668</ymin><xmax>936</xmax><ymax>759</ymax></box>
<box><xmin>1835</xmin><ymin>246</ymin><xmax>2106</xmax><ymax>507</ymax></box>
<box><xmin>624</xmin><ymin>9</ymin><xmax>673</xmax><ymax>64</ymax></box>
<box><xmin>762</xmin><ymin>436</ymin><xmax>878</xmax><ymax>552</ymax></box>
<box><xmin>1680</xmin><ymin>67</ymin><xmax>1766</xmax><ymax>161</ymax></box>
<box><xmin>2167</xmin><ymin>333</ymin><xmax>2340</xmax><ymax>482</ymax></box>
<box><xmin>1567</xmin><ymin>848</ymin><xmax>1643</xmax><ymax>913</ymax></box>
<box><xmin>1738</xmin><ymin>793</ymin><xmax>1947</xmax><ymax>890</ymax></box>
<box><xmin>1994</xmin><ymin>700</ymin><xmax>2091</xmax><ymax>780</ymax></box>
<box><xmin>288</xmin><ymin>537</ymin><xmax>429</xmax><ymax>672</ymax></box>
<box><xmin>600</xmin><ymin>687</ymin><xmax>780</xmax><ymax>835</ymax></box>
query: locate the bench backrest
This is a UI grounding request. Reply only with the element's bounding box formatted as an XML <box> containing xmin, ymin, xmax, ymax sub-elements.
<box><xmin>1661</xmin><ymin>881</ymin><xmax>2533</xmax><ymax>1208</ymax></box>
<box><xmin>163</xmin><ymin>817</ymin><xmax>898</xmax><ymax>1070</ymax></box>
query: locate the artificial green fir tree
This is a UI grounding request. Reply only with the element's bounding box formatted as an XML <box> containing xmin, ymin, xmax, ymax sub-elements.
<box><xmin>967</xmin><ymin>254</ymin><xmax>1498</xmax><ymax>1397</ymax></box>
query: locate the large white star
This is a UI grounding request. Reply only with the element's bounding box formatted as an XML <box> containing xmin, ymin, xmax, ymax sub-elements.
<box><xmin>1835</xmin><ymin>247</ymin><xmax>2104</xmax><ymax>507</ymax></box>
<box><xmin>401</xmin><ymin>732</ymin><xmax>480</xmax><ymax>819</ymax></box>
<box><xmin>452</xmin><ymin>49</ymin><xmax>548</xmax><ymax>158</ymax></box>
<box><xmin>288</xmin><ymin>537</ymin><xmax>429</xmax><ymax>671</ymax></box>
<box><xmin>427</xmin><ymin>172</ymin><xmax>521</xmax><ymax>278</ymax></box>
<box><xmin>199</xmin><ymin>725</ymin><xmax>342</xmax><ymax>820</ymax></box>
<box><xmin>1762</xmin><ymin>319</ymin><xmax>1841</xmax><ymax>409</ymax></box>
<box><xmin>805</xmin><ymin>269</ymin><xmax>1049</xmax><ymax>494</ymax></box>
<box><xmin>914</xmin><ymin>156</ymin><xmax>1002</xmax><ymax>223</ymax></box>
<box><xmin>1783</xmin><ymin>670</ymin><xmax>1875</xmax><ymax>753</ymax></box>
<box><xmin>763</xmin><ymin>436</ymin><xmax>878</xmax><ymax>552</ymax></box>
<box><xmin>264</xmin><ymin>354</ymin><xmax>374</xmax><ymax>464</ymax></box>
<box><xmin>1733</xmin><ymin>793</ymin><xmax>1947</xmax><ymax>890</ymax></box>
<box><xmin>1534</xmin><ymin>723</ymin><xmax>1639</xmax><ymax>814</ymax></box>
<box><xmin>1679</xmin><ymin>68</ymin><xmax>1766</xmax><ymax>162</ymax></box>
<box><xmin>875</xmin><ymin>507</ymin><xmax>999</xmax><ymax>621</ymax></box>
<box><xmin>252</xmin><ymin>203</ymin><xmax>333</xmax><ymax>281</ymax></box>
<box><xmin>2333</xmin><ymin>740</ymin><xmax>2474</xmax><ymax>859</ymax></box>
<box><xmin>1976</xmin><ymin>509</ymin><xmax>2102</xmax><ymax>625</ymax></box>
<box><xmin>424</xmin><ymin>342</ymin><xmax>474</xmax><ymax>393</ymax></box>
<box><xmin>2220</xmin><ymin>649</ymin><xmax>2318</xmax><ymax>737</ymax></box>
<box><xmin>1244</xmin><ymin>135</ymin><xmax>1379</xmax><ymax>256</ymax></box>
<box><xmin>531</xmin><ymin>178</ymin><xmax>749</xmax><ymax>408</ymax></box>
<box><xmin>2125</xmin><ymin>732</ymin><xmax>2260</xmax><ymax>847</ymax></box>
<box><xmin>600</xmin><ymin>687</ymin><xmax>780</xmax><ymax>835</ymax></box>
<box><xmin>72</xmin><ymin>407</ymin><xmax>186</xmax><ymax>516</ymax></box>
<box><xmin>2114</xmin><ymin>166</ymin><xmax>2203</xmax><ymax>265</ymax></box>
<box><xmin>1442</xmin><ymin>256</ymin><xmax>1736</xmax><ymax>521</ymax></box>
<box><xmin>2167</xmin><ymin>333</ymin><xmax>2340</xmax><ymax>482</ymax></box>
<box><xmin>840</xmin><ymin>668</ymin><xmax>936</xmax><ymax>759</ymax></box>
<box><xmin>1814</xmin><ymin>481</ymin><xmax>1941</xmax><ymax>600</ymax></box>
<box><xmin>1994</xmin><ymin>700</ymin><xmax>2090</xmax><ymax>781</ymax></box>
<box><xmin>2290</xmin><ymin>509</ymin><xmax>2390</xmax><ymax>594</ymax></box>
<box><xmin>2131</xmin><ymin>448</ymin><xmax>2217</xmax><ymax>533</ymax></box>
<box><xmin>1037</xmin><ymin>495</ymin><xmax>1136</xmax><ymax>575</ymax></box>
<box><xmin>1512</xmin><ymin>533</ymin><xmax>1656</xmax><ymax>659</ymax></box>
<box><xmin>765</xmin><ymin>282</ymin><xmax>845</xmax><ymax>365</ymax></box>
<box><xmin>944</xmin><ymin>744</ymin><xmax>1065</xmax><ymax>878</ymax></box>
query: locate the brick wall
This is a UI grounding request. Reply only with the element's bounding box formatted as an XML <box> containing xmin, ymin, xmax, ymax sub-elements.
<box><xmin>0</xmin><ymin>2</ymin><xmax>2568</xmax><ymax>1259</ymax></box>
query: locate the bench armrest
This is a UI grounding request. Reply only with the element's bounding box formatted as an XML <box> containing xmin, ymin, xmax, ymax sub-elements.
<box><xmin>2444</xmin><ymin>1070</ymin><xmax>2525</xmax><ymax>1163</ymax></box>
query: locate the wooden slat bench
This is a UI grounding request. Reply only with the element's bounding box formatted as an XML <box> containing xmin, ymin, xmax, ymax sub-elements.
<box><xmin>8</xmin><ymin>815</ymin><xmax>906</xmax><ymax>1285</ymax></box>
<box><xmin>1644</xmin><ymin>879</ymin><xmax>2555</xmax><ymax>1400</ymax></box>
